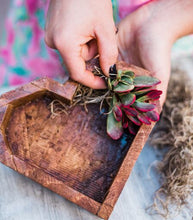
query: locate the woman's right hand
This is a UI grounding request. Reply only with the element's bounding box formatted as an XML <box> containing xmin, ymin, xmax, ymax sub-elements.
<box><xmin>45</xmin><ymin>0</ymin><xmax>118</xmax><ymax>89</ymax></box>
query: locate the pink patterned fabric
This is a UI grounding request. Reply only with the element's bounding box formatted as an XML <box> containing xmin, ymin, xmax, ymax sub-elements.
<box><xmin>118</xmin><ymin>0</ymin><xmax>153</xmax><ymax>19</ymax></box>
<box><xmin>0</xmin><ymin>0</ymin><xmax>151</xmax><ymax>87</ymax></box>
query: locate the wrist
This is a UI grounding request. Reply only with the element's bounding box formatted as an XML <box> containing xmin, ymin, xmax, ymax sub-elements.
<box><xmin>127</xmin><ymin>1</ymin><xmax>174</xmax><ymax>50</ymax></box>
<box><xmin>147</xmin><ymin>0</ymin><xmax>193</xmax><ymax>43</ymax></box>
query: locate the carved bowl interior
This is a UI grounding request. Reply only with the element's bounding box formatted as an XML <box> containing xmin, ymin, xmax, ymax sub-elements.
<box><xmin>3</xmin><ymin>90</ymin><xmax>134</xmax><ymax>203</ymax></box>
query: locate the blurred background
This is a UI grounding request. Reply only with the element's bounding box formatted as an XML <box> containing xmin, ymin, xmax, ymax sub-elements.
<box><xmin>0</xmin><ymin>1</ymin><xmax>10</xmax><ymax>36</ymax></box>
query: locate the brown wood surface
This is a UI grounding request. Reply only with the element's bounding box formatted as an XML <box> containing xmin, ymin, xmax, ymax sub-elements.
<box><xmin>0</xmin><ymin>63</ymin><xmax>161</xmax><ymax>220</ymax></box>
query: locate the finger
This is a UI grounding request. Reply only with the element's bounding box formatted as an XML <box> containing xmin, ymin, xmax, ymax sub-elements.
<box><xmin>58</xmin><ymin>44</ymin><xmax>106</xmax><ymax>89</ymax></box>
<box><xmin>81</xmin><ymin>39</ymin><xmax>98</xmax><ymax>61</ymax></box>
<box><xmin>44</xmin><ymin>35</ymin><xmax>56</xmax><ymax>49</ymax></box>
<box><xmin>145</xmin><ymin>56</ymin><xmax>171</xmax><ymax>107</ymax></box>
<box><xmin>154</xmin><ymin>70</ymin><xmax>170</xmax><ymax>107</ymax></box>
<box><xmin>95</xmin><ymin>25</ymin><xmax>118</xmax><ymax>76</ymax></box>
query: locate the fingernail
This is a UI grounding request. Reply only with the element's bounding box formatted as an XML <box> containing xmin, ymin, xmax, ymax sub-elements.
<box><xmin>115</xmin><ymin>27</ymin><xmax>119</xmax><ymax>34</ymax></box>
<box><xmin>109</xmin><ymin>64</ymin><xmax>117</xmax><ymax>74</ymax></box>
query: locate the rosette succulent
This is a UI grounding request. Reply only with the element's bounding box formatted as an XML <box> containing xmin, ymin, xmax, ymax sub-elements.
<box><xmin>107</xmin><ymin>65</ymin><xmax>162</xmax><ymax>140</ymax></box>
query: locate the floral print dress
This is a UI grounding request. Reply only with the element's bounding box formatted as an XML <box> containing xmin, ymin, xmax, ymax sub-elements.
<box><xmin>0</xmin><ymin>0</ymin><xmax>192</xmax><ymax>87</ymax></box>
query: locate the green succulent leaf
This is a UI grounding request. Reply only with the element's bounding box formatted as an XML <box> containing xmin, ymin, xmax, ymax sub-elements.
<box><xmin>107</xmin><ymin>110</ymin><xmax>123</xmax><ymax>140</ymax></box>
<box><xmin>123</xmin><ymin>71</ymin><xmax>135</xmax><ymax>78</ymax></box>
<box><xmin>112</xmin><ymin>94</ymin><xmax>121</xmax><ymax>106</ymax></box>
<box><xmin>120</xmin><ymin>93</ymin><xmax>136</xmax><ymax>107</ymax></box>
<box><xmin>114</xmin><ymin>82</ymin><xmax>134</xmax><ymax>93</ymax></box>
<box><xmin>133</xmin><ymin>101</ymin><xmax>156</xmax><ymax>112</ymax></box>
<box><xmin>137</xmin><ymin>96</ymin><xmax>149</xmax><ymax>102</ymax></box>
<box><xmin>120</xmin><ymin>76</ymin><xmax>133</xmax><ymax>85</ymax></box>
<box><xmin>134</xmin><ymin>76</ymin><xmax>160</xmax><ymax>87</ymax></box>
<box><xmin>117</xmin><ymin>70</ymin><xmax>123</xmax><ymax>80</ymax></box>
<box><xmin>110</xmin><ymin>79</ymin><xmax>118</xmax><ymax>87</ymax></box>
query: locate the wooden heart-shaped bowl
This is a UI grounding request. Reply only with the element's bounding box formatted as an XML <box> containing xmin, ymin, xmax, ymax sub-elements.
<box><xmin>0</xmin><ymin>62</ymin><xmax>161</xmax><ymax>220</ymax></box>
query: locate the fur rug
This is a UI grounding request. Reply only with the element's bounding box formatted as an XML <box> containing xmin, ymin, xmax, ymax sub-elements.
<box><xmin>149</xmin><ymin>55</ymin><xmax>193</xmax><ymax>218</ymax></box>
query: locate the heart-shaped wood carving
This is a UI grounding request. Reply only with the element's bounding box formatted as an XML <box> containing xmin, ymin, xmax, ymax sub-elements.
<box><xmin>0</xmin><ymin>61</ymin><xmax>161</xmax><ymax>220</ymax></box>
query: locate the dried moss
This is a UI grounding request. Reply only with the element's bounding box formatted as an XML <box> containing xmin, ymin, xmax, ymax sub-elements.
<box><xmin>149</xmin><ymin>69</ymin><xmax>193</xmax><ymax>218</ymax></box>
<box><xmin>49</xmin><ymin>65</ymin><xmax>112</xmax><ymax>116</ymax></box>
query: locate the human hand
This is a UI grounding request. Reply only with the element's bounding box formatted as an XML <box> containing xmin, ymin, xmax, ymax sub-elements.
<box><xmin>117</xmin><ymin>3</ymin><xmax>172</xmax><ymax>106</ymax></box>
<box><xmin>117</xmin><ymin>0</ymin><xmax>193</xmax><ymax>106</ymax></box>
<box><xmin>45</xmin><ymin>0</ymin><xmax>118</xmax><ymax>89</ymax></box>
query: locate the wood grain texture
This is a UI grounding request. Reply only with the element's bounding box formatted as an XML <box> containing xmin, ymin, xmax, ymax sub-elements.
<box><xmin>5</xmin><ymin>96</ymin><xmax>133</xmax><ymax>204</ymax></box>
<box><xmin>0</xmin><ymin>63</ymin><xmax>161</xmax><ymax>220</ymax></box>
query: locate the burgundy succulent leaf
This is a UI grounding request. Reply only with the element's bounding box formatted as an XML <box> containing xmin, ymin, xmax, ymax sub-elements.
<box><xmin>137</xmin><ymin>113</ymin><xmax>151</xmax><ymax>125</ymax></box>
<box><xmin>147</xmin><ymin>90</ymin><xmax>162</xmax><ymax>98</ymax></box>
<box><xmin>124</xmin><ymin>106</ymin><xmax>138</xmax><ymax>117</ymax></box>
<box><xmin>126</xmin><ymin>115</ymin><xmax>142</xmax><ymax>126</ymax></box>
<box><xmin>145</xmin><ymin>110</ymin><xmax>160</xmax><ymax>122</ymax></box>
<box><xmin>133</xmin><ymin>88</ymin><xmax>158</xmax><ymax>96</ymax></box>
<box><xmin>122</xmin><ymin>115</ymin><xmax>129</xmax><ymax>129</ymax></box>
<box><xmin>133</xmin><ymin>87</ymin><xmax>152</xmax><ymax>92</ymax></box>
<box><xmin>113</xmin><ymin>104</ymin><xmax>122</xmax><ymax>122</ymax></box>
<box><xmin>137</xmin><ymin>90</ymin><xmax>162</xmax><ymax>102</ymax></box>
<box><xmin>128</xmin><ymin>122</ymin><xmax>137</xmax><ymax>135</ymax></box>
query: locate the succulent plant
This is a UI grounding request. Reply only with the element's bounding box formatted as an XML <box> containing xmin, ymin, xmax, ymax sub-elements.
<box><xmin>106</xmin><ymin>65</ymin><xmax>162</xmax><ymax>140</ymax></box>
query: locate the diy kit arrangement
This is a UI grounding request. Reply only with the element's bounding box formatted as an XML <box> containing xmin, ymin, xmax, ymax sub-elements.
<box><xmin>0</xmin><ymin>60</ymin><xmax>161</xmax><ymax>219</ymax></box>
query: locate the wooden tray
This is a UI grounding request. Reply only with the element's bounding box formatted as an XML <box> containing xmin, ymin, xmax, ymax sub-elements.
<box><xmin>0</xmin><ymin>64</ymin><xmax>161</xmax><ymax>220</ymax></box>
